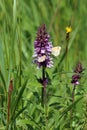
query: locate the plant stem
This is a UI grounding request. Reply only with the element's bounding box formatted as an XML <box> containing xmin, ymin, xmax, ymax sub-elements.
<box><xmin>42</xmin><ymin>66</ymin><xmax>46</xmax><ymax>107</ymax></box>
<box><xmin>70</xmin><ymin>85</ymin><xmax>76</xmax><ymax>118</ymax></box>
<box><xmin>6</xmin><ymin>79</ymin><xmax>13</xmax><ymax>130</ymax></box>
<box><xmin>41</xmin><ymin>66</ymin><xmax>48</xmax><ymax>129</ymax></box>
<box><xmin>72</xmin><ymin>85</ymin><xmax>76</xmax><ymax>103</ymax></box>
<box><xmin>65</xmin><ymin>38</ymin><xmax>69</xmax><ymax>71</ymax></box>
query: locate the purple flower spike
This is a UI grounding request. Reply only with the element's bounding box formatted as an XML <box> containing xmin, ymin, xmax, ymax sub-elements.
<box><xmin>71</xmin><ymin>62</ymin><xmax>84</xmax><ymax>85</ymax></box>
<box><xmin>71</xmin><ymin>74</ymin><xmax>80</xmax><ymax>85</ymax></box>
<box><xmin>33</xmin><ymin>24</ymin><xmax>53</xmax><ymax>68</ymax></box>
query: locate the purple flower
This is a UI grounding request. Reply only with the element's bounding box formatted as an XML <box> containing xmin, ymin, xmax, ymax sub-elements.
<box><xmin>33</xmin><ymin>24</ymin><xmax>53</xmax><ymax>68</ymax></box>
<box><xmin>71</xmin><ymin>74</ymin><xmax>80</xmax><ymax>85</ymax></box>
<box><xmin>71</xmin><ymin>62</ymin><xmax>84</xmax><ymax>85</ymax></box>
<box><xmin>74</xmin><ymin>62</ymin><xmax>84</xmax><ymax>73</ymax></box>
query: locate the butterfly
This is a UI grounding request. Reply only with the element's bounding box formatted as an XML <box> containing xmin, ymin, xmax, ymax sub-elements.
<box><xmin>38</xmin><ymin>55</ymin><xmax>46</xmax><ymax>62</ymax></box>
<box><xmin>37</xmin><ymin>46</ymin><xmax>61</xmax><ymax>62</ymax></box>
<box><xmin>52</xmin><ymin>46</ymin><xmax>61</xmax><ymax>56</ymax></box>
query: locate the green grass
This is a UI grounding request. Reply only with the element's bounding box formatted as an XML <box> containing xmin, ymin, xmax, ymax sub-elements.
<box><xmin>0</xmin><ymin>0</ymin><xmax>87</xmax><ymax>130</ymax></box>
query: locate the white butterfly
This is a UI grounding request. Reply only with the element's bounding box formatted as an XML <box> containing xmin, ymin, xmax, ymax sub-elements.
<box><xmin>38</xmin><ymin>55</ymin><xmax>46</xmax><ymax>62</ymax></box>
<box><xmin>52</xmin><ymin>46</ymin><xmax>61</xmax><ymax>56</ymax></box>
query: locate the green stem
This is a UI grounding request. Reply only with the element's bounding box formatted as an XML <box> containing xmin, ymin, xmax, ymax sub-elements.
<box><xmin>65</xmin><ymin>38</ymin><xmax>69</xmax><ymax>71</ymax></box>
<box><xmin>18</xmin><ymin>29</ymin><xmax>22</xmax><ymax>88</ymax></box>
<box><xmin>18</xmin><ymin>28</ymin><xmax>24</xmax><ymax>130</ymax></box>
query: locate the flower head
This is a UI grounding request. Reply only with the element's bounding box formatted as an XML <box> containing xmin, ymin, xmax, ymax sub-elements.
<box><xmin>74</xmin><ymin>62</ymin><xmax>84</xmax><ymax>73</ymax></box>
<box><xmin>71</xmin><ymin>62</ymin><xmax>84</xmax><ymax>86</ymax></box>
<box><xmin>33</xmin><ymin>24</ymin><xmax>53</xmax><ymax>68</ymax></box>
<box><xmin>66</xmin><ymin>26</ymin><xmax>72</xmax><ymax>33</ymax></box>
<box><xmin>65</xmin><ymin>26</ymin><xmax>72</xmax><ymax>41</ymax></box>
<box><xmin>71</xmin><ymin>74</ymin><xmax>80</xmax><ymax>85</ymax></box>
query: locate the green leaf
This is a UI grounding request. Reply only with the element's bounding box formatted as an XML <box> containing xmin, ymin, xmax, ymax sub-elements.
<box><xmin>13</xmin><ymin>105</ymin><xmax>27</xmax><ymax>121</ymax></box>
<box><xmin>11</xmin><ymin>79</ymin><xmax>28</xmax><ymax>120</ymax></box>
<box><xmin>16</xmin><ymin>119</ymin><xmax>41</xmax><ymax>130</ymax></box>
<box><xmin>0</xmin><ymin>69</ymin><xmax>6</xmax><ymax>93</ymax></box>
<box><xmin>59</xmin><ymin>96</ymin><xmax>83</xmax><ymax>120</ymax></box>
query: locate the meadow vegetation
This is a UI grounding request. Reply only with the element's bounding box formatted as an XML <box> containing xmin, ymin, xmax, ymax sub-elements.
<box><xmin>0</xmin><ymin>0</ymin><xmax>87</xmax><ymax>130</ymax></box>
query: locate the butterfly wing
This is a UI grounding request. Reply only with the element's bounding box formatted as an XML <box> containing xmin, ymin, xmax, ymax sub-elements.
<box><xmin>52</xmin><ymin>46</ymin><xmax>61</xmax><ymax>56</ymax></box>
<box><xmin>38</xmin><ymin>55</ymin><xmax>46</xmax><ymax>62</ymax></box>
